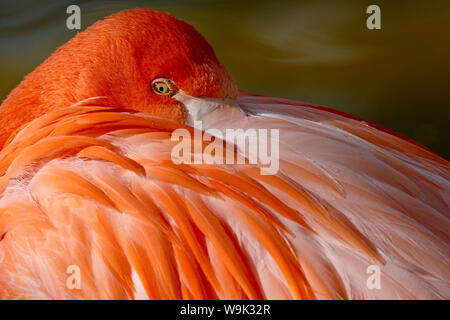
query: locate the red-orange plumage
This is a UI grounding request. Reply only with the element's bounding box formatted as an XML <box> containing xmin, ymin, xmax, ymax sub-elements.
<box><xmin>0</xmin><ymin>9</ymin><xmax>448</xmax><ymax>300</ymax></box>
<box><xmin>0</xmin><ymin>9</ymin><xmax>237</xmax><ymax>148</ymax></box>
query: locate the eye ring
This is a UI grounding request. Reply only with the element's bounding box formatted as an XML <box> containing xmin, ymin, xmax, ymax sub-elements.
<box><xmin>151</xmin><ymin>78</ymin><xmax>178</xmax><ymax>96</ymax></box>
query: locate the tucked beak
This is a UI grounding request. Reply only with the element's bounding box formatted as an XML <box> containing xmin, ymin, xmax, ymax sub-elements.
<box><xmin>172</xmin><ymin>90</ymin><xmax>238</xmax><ymax>127</ymax></box>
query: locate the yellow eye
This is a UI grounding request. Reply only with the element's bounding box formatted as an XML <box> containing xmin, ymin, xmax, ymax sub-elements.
<box><xmin>151</xmin><ymin>78</ymin><xmax>177</xmax><ymax>96</ymax></box>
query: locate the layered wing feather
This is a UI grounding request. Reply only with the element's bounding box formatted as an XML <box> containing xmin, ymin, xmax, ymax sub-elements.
<box><xmin>0</xmin><ymin>94</ymin><xmax>448</xmax><ymax>299</ymax></box>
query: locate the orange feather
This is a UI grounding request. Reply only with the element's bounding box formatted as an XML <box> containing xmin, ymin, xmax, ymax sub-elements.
<box><xmin>0</xmin><ymin>9</ymin><xmax>448</xmax><ymax>300</ymax></box>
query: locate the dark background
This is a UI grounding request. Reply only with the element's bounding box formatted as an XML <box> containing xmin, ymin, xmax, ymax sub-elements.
<box><xmin>0</xmin><ymin>0</ymin><xmax>449</xmax><ymax>158</ymax></box>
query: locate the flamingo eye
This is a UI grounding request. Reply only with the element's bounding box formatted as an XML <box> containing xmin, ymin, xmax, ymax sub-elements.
<box><xmin>151</xmin><ymin>78</ymin><xmax>177</xmax><ymax>96</ymax></box>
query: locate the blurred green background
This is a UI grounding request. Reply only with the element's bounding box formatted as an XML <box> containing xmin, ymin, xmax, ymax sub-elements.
<box><xmin>0</xmin><ymin>0</ymin><xmax>449</xmax><ymax>158</ymax></box>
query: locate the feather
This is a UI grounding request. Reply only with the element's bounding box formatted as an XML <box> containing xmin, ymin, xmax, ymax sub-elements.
<box><xmin>0</xmin><ymin>94</ymin><xmax>449</xmax><ymax>300</ymax></box>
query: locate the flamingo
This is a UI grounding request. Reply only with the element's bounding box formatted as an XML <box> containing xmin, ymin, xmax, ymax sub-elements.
<box><xmin>0</xmin><ymin>9</ymin><xmax>448</xmax><ymax>300</ymax></box>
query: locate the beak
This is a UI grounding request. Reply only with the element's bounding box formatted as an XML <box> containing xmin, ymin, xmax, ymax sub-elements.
<box><xmin>172</xmin><ymin>90</ymin><xmax>238</xmax><ymax>127</ymax></box>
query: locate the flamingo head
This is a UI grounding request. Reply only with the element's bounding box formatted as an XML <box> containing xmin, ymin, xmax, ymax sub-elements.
<box><xmin>0</xmin><ymin>8</ymin><xmax>239</xmax><ymax>137</ymax></box>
